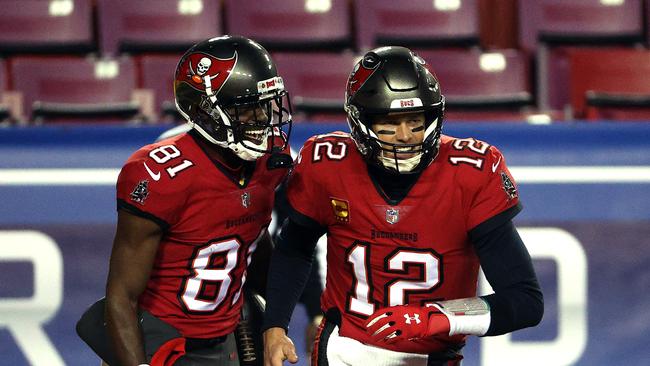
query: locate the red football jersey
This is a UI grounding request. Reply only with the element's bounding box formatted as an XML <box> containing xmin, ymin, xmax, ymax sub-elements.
<box><xmin>116</xmin><ymin>132</ymin><xmax>288</xmax><ymax>338</ymax></box>
<box><xmin>287</xmin><ymin>132</ymin><xmax>520</xmax><ymax>354</ymax></box>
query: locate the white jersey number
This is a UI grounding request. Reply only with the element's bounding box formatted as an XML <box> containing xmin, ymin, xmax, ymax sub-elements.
<box><xmin>149</xmin><ymin>145</ymin><xmax>194</xmax><ymax>178</ymax></box>
<box><xmin>181</xmin><ymin>238</ymin><xmax>240</xmax><ymax>313</ymax></box>
<box><xmin>347</xmin><ymin>243</ymin><xmax>441</xmax><ymax>317</ymax></box>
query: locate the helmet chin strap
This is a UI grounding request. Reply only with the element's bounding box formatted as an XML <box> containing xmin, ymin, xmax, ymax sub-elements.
<box><xmin>228</xmin><ymin>139</ymin><xmax>268</xmax><ymax>161</ymax></box>
<box><xmin>377</xmin><ymin>151</ymin><xmax>423</xmax><ymax>173</ymax></box>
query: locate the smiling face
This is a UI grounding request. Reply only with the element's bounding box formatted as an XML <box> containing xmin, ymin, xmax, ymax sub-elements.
<box><xmin>226</xmin><ymin>103</ymin><xmax>271</xmax><ymax>146</ymax></box>
<box><xmin>371</xmin><ymin>111</ymin><xmax>426</xmax><ymax>160</ymax></box>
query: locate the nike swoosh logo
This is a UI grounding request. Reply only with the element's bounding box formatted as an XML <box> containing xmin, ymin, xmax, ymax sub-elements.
<box><xmin>491</xmin><ymin>157</ymin><xmax>502</xmax><ymax>173</ymax></box>
<box><xmin>143</xmin><ymin>162</ymin><xmax>161</xmax><ymax>181</ymax></box>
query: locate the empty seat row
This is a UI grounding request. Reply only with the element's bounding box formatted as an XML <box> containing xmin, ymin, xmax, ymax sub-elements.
<box><xmin>3</xmin><ymin>47</ymin><xmax>650</xmax><ymax>124</ymax></box>
<box><xmin>1</xmin><ymin>0</ymin><xmax>649</xmax><ymax>56</ymax></box>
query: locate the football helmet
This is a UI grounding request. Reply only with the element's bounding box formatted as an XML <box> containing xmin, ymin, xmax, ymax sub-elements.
<box><xmin>344</xmin><ymin>46</ymin><xmax>444</xmax><ymax>173</ymax></box>
<box><xmin>174</xmin><ymin>35</ymin><xmax>292</xmax><ymax>161</ymax></box>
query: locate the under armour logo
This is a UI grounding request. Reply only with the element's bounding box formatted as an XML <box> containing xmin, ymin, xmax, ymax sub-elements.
<box><xmin>404</xmin><ymin>313</ymin><xmax>421</xmax><ymax>324</ymax></box>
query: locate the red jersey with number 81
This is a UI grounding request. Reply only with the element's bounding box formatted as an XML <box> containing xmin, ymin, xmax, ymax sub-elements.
<box><xmin>286</xmin><ymin>132</ymin><xmax>520</xmax><ymax>354</ymax></box>
<box><xmin>116</xmin><ymin>132</ymin><xmax>288</xmax><ymax>338</ymax></box>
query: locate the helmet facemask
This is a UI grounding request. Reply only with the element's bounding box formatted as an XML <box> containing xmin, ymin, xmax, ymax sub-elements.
<box><xmin>189</xmin><ymin>80</ymin><xmax>292</xmax><ymax>161</ymax></box>
<box><xmin>346</xmin><ymin>100</ymin><xmax>444</xmax><ymax>174</ymax></box>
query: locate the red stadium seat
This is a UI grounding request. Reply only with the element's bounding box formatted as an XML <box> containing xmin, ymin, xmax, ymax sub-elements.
<box><xmin>97</xmin><ymin>0</ymin><xmax>221</xmax><ymax>55</ymax></box>
<box><xmin>478</xmin><ymin>0</ymin><xmax>518</xmax><ymax>49</ymax></box>
<box><xmin>354</xmin><ymin>0</ymin><xmax>479</xmax><ymax>51</ymax></box>
<box><xmin>0</xmin><ymin>59</ymin><xmax>11</xmax><ymax>122</ymax></box>
<box><xmin>647</xmin><ymin>0</ymin><xmax>650</xmax><ymax>46</ymax></box>
<box><xmin>272</xmin><ymin>52</ymin><xmax>357</xmax><ymax>122</ymax></box>
<box><xmin>0</xmin><ymin>0</ymin><xmax>94</xmax><ymax>54</ymax></box>
<box><xmin>138</xmin><ymin>54</ymin><xmax>183</xmax><ymax>122</ymax></box>
<box><xmin>224</xmin><ymin>0</ymin><xmax>352</xmax><ymax>51</ymax></box>
<box><xmin>10</xmin><ymin>56</ymin><xmax>153</xmax><ymax>124</ymax></box>
<box><xmin>567</xmin><ymin>48</ymin><xmax>650</xmax><ymax>120</ymax></box>
<box><xmin>417</xmin><ymin>49</ymin><xmax>534</xmax><ymax>121</ymax></box>
<box><xmin>518</xmin><ymin>0</ymin><xmax>643</xmax><ymax>52</ymax></box>
<box><xmin>519</xmin><ymin>0</ymin><xmax>644</xmax><ymax>113</ymax></box>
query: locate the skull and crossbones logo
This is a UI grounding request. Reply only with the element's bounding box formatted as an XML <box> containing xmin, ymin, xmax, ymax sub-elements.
<box><xmin>189</xmin><ymin>57</ymin><xmax>218</xmax><ymax>84</ymax></box>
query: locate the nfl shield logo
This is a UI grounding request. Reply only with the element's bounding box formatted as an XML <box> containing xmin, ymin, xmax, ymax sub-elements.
<box><xmin>386</xmin><ymin>208</ymin><xmax>399</xmax><ymax>224</ymax></box>
<box><xmin>241</xmin><ymin>192</ymin><xmax>250</xmax><ymax>208</ymax></box>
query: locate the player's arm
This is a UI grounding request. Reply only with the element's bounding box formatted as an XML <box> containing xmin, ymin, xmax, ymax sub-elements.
<box><xmin>262</xmin><ymin>216</ymin><xmax>326</xmax><ymax>366</ymax></box>
<box><xmin>471</xmin><ymin>218</ymin><xmax>543</xmax><ymax>336</ymax></box>
<box><xmin>245</xmin><ymin>229</ymin><xmax>274</xmax><ymax>297</ymax></box>
<box><xmin>365</xmin><ymin>218</ymin><xmax>543</xmax><ymax>343</ymax></box>
<box><xmin>105</xmin><ymin>209</ymin><xmax>163</xmax><ymax>366</ymax></box>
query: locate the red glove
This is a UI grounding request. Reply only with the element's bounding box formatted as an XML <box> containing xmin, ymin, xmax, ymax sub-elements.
<box><xmin>364</xmin><ymin>304</ymin><xmax>451</xmax><ymax>344</ymax></box>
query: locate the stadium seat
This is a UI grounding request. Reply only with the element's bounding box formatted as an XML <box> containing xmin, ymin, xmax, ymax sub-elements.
<box><xmin>138</xmin><ymin>54</ymin><xmax>183</xmax><ymax>122</ymax></box>
<box><xmin>647</xmin><ymin>0</ymin><xmax>650</xmax><ymax>46</ymax></box>
<box><xmin>97</xmin><ymin>0</ymin><xmax>221</xmax><ymax>55</ymax></box>
<box><xmin>224</xmin><ymin>0</ymin><xmax>352</xmax><ymax>51</ymax></box>
<box><xmin>0</xmin><ymin>59</ymin><xmax>10</xmax><ymax>122</ymax></box>
<box><xmin>272</xmin><ymin>52</ymin><xmax>357</xmax><ymax>122</ymax></box>
<box><xmin>10</xmin><ymin>56</ymin><xmax>154</xmax><ymax>123</ymax></box>
<box><xmin>518</xmin><ymin>0</ymin><xmax>643</xmax><ymax>52</ymax></box>
<box><xmin>417</xmin><ymin>49</ymin><xmax>534</xmax><ymax>121</ymax></box>
<box><xmin>566</xmin><ymin>48</ymin><xmax>650</xmax><ymax>120</ymax></box>
<box><xmin>0</xmin><ymin>58</ymin><xmax>22</xmax><ymax>124</ymax></box>
<box><xmin>519</xmin><ymin>0</ymin><xmax>644</xmax><ymax>112</ymax></box>
<box><xmin>478</xmin><ymin>0</ymin><xmax>518</xmax><ymax>49</ymax></box>
<box><xmin>354</xmin><ymin>0</ymin><xmax>480</xmax><ymax>51</ymax></box>
<box><xmin>0</xmin><ymin>0</ymin><xmax>94</xmax><ymax>55</ymax></box>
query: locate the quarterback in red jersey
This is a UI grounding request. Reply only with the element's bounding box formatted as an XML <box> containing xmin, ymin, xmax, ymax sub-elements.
<box><xmin>263</xmin><ymin>47</ymin><xmax>543</xmax><ymax>366</ymax></box>
<box><xmin>76</xmin><ymin>36</ymin><xmax>293</xmax><ymax>366</ymax></box>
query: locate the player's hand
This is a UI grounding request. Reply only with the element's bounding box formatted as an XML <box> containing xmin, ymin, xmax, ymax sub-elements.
<box><xmin>264</xmin><ymin>327</ymin><xmax>298</xmax><ymax>366</ymax></box>
<box><xmin>364</xmin><ymin>304</ymin><xmax>451</xmax><ymax>344</ymax></box>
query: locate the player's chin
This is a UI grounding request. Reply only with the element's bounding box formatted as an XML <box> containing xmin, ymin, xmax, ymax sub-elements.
<box><xmin>395</xmin><ymin>152</ymin><xmax>417</xmax><ymax>160</ymax></box>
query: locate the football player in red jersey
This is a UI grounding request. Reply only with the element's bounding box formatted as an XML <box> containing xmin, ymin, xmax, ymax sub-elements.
<box><xmin>262</xmin><ymin>47</ymin><xmax>543</xmax><ymax>366</ymax></box>
<box><xmin>76</xmin><ymin>36</ymin><xmax>293</xmax><ymax>366</ymax></box>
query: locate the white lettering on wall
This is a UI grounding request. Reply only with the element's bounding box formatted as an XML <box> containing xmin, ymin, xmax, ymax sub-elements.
<box><xmin>0</xmin><ymin>231</ymin><xmax>64</xmax><ymax>366</ymax></box>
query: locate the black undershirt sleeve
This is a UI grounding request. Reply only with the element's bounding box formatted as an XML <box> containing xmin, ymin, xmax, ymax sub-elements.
<box><xmin>469</xmin><ymin>218</ymin><xmax>544</xmax><ymax>336</ymax></box>
<box><xmin>262</xmin><ymin>215</ymin><xmax>326</xmax><ymax>332</ymax></box>
<box><xmin>273</xmin><ymin>184</ymin><xmax>324</xmax><ymax>319</ymax></box>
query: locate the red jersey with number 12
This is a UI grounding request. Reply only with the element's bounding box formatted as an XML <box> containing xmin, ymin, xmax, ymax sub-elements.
<box><xmin>116</xmin><ymin>132</ymin><xmax>288</xmax><ymax>338</ymax></box>
<box><xmin>286</xmin><ymin>132</ymin><xmax>520</xmax><ymax>354</ymax></box>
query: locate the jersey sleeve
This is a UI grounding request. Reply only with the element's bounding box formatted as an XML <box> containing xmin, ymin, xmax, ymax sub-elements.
<box><xmin>285</xmin><ymin>138</ymin><xmax>328</xmax><ymax>227</ymax></box>
<box><xmin>465</xmin><ymin>145</ymin><xmax>521</xmax><ymax>232</ymax></box>
<box><xmin>115</xmin><ymin>149</ymin><xmax>184</xmax><ymax>229</ymax></box>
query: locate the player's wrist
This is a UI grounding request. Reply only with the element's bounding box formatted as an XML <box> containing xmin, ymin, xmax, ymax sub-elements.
<box><xmin>263</xmin><ymin>326</ymin><xmax>289</xmax><ymax>337</ymax></box>
<box><xmin>431</xmin><ymin>298</ymin><xmax>491</xmax><ymax>336</ymax></box>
